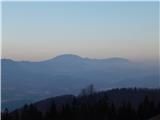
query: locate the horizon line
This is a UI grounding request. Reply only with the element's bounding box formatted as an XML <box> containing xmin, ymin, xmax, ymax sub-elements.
<box><xmin>1</xmin><ymin>53</ymin><xmax>159</xmax><ymax>63</ymax></box>
<box><xmin>1</xmin><ymin>53</ymin><xmax>130</xmax><ymax>62</ymax></box>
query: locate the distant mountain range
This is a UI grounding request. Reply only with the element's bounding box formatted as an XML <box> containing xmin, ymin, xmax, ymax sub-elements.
<box><xmin>1</xmin><ymin>54</ymin><xmax>160</xmax><ymax>110</ymax></box>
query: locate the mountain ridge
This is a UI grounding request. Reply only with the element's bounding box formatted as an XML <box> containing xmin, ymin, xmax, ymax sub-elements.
<box><xmin>1</xmin><ymin>54</ymin><xmax>131</xmax><ymax>63</ymax></box>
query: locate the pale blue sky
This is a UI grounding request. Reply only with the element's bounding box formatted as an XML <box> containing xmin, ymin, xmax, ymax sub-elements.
<box><xmin>2</xmin><ymin>2</ymin><xmax>159</xmax><ymax>61</ymax></box>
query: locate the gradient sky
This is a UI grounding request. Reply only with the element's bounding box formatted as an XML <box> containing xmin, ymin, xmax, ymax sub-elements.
<box><xmin>2</xmin><ymin>2</ymin><xmax>159</xmax><ymax>61</ymax></box>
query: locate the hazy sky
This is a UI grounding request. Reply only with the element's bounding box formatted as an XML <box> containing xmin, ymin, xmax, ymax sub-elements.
<box><xmin>2</xmin><ymin>2</ymin><xmax>159</xmax><ymax>61</ymax></box>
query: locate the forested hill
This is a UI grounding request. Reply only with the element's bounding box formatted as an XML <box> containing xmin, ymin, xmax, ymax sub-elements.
<box><xmin>2</xmin><ymin>88</ymin><xmax>160</xmax><ymax>120</ymax></box>
<box><xmin>33</xmin><ymin>88</ymin><xmax>160</xmax><ymax>113</ymax></box>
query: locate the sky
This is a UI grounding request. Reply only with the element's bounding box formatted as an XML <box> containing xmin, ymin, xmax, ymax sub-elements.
<box><xmin>2</xmin><ymin>2</ymin><xmax>159</xmax><ymax>62</ymax></box>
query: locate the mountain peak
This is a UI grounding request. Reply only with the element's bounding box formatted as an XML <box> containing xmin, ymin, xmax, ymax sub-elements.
<box><xmin>54</xmin><ymin>54</ymin><xmax>82</xmax><ymax>60</ymax></box>
<box><xmin>53</xmin><ymin>54</ymin><xmax>83</xmax><ymax>61</ymax></box>
<box><xmin>45</xmin><ymin>54</ymin><xmax>85</xmax><ymax>63</ymax></box>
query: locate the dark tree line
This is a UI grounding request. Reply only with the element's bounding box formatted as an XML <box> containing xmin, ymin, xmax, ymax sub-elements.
<box><xmin>2</xmin><ymin>95</ymin><xmax>160</xmax><ymax>120</ymax></box>
<box><xmin>2</xmin><ymin>94</ymin><xmax>160</xmax><ymax>120</ymax></box>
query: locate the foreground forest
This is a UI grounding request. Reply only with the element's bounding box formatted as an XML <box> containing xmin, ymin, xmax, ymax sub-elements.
<box><xmin>2</xmin><ymin>88</ymin><xmax>160</xmax><ymax>120</ymax></box>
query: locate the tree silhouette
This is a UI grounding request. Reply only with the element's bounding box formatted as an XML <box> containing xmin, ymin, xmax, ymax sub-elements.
<box><xmin>12</xmin><ymin>110</ymin><xmax>20</xmax><ymax>120</ymax></box>
<box><xmin>107</xmin><ymin>102</ymin><xmax>116</xmax><ymax>120</ymax></box>
<box><xmin>2</xmin><ymin>108</ymin><xmax>10</xmax><ymax>120</ymax></box>
<box><xmin>79</xmin><ymin>84</ymin><xmax>96</xmax><ymax>96</ymax></box>
<box><xmin>20</xmin><ymin>104</ymin><xmax>42</xmax><ymax>120</ymax></box>
<box><xmin>45</xmin><ymin>100</ymin><xmax>57</xmax><ymax>120</ymax></box>
<box><xmin>138</xmin><ymin>95</ymin><xmax>156</xmax><ymax>120</ymax></box>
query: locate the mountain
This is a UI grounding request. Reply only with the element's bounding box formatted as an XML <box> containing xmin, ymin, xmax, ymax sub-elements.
<box><xmin>1</xmin><ymin>54</ymin><xmax>159</xmax><ymax>110</ymax></box>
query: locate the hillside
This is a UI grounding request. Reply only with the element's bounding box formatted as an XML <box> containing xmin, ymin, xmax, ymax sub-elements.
<box><xmin>2</xmin><ymin>88</ymin><xmax>160</xmax><ymax>120</ymax></box>
<box><xmin>32</xmin><ymin>88</ymin><xmax>160</xmax><ymax>113</ymax></box>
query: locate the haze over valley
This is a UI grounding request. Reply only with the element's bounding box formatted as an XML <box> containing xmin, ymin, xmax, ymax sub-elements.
<box><xmin>2</xmin><ymin>54</ymin><xmax>159</xmax><ymax>110</ymax></box>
